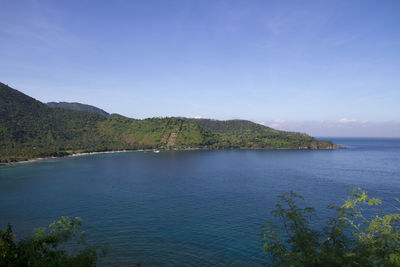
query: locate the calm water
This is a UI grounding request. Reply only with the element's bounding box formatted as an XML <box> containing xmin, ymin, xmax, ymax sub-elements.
<box><xmin>1</xmin><ymin>138</ymin><xmax>399</xmax><ymax>266</ymax></box>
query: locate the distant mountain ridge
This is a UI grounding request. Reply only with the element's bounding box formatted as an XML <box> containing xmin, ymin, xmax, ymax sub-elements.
<box><xmin>0</xmin><ymin>82</ymin><xmax>340</xmax><ymax>163</ymax></box>
<box><xmin>47</xmin><ymin>101</ymin><xmax>109</xmax><ymax>116</ymax></box>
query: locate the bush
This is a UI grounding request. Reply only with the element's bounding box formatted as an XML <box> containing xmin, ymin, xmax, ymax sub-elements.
<box><xmin>0</xmin><ymin>216</ymin><xmax>105</xmax><ymax>267</ymax></box>
<box><xmin>261</xmin><ymin>188</ymin><xmax>400</xmax><ymax>266</ymax></box>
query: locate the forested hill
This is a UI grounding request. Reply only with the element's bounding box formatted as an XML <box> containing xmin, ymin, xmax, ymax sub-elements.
<box><xmin>185</xmin><ymin>118</ymin><xmax>275</xmax><ymax>134</ymax></box>
<box><xmin>47</xmin><ymin>102</ymin><xmax>109</xmax><ymax>116</ymax></box>
<box><xmin>0</xmin><ymin>82</ymin><xmax>340</xmax><ymax>163</ymax></box>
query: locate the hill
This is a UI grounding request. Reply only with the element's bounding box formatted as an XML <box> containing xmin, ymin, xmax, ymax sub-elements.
<box><xmin>184</xmin><ymin>118</ymin><xmax>335</xmax><ymax>150</ymax></box>
<box><xmin>0</xmin><ymin>82</ymin><xmax>339</xmax><ymax>163</ymax></box>
<box><xmin>47</xmin><ymin>101</ymin><xmax>109</xmax><ymax>116</ymax></box>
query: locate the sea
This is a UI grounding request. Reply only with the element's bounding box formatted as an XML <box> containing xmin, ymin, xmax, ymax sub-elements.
<box><xmin>0</xmin><ymin>137</ymin><xmax>399</xmax><ymax>266</ymax></box>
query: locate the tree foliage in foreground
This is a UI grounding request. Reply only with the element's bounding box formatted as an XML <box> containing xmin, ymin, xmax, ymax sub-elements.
<box><xmin>262</xmin><ymin>188</ymin><xmax>400</xmax><ymax>266</ymax></box>
<box><xmin>0</xmin><ymin>216</ymin><xmax>105</xmax><ymax>267</ymax></box>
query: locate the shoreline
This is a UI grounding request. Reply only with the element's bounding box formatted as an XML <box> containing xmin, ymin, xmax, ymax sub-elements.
<box><xmin>0</xmin><ymin>150</ymin><xmax>140</xmax><ymax>167</ymax></box>
<box><xmin>0</xmin><ymin>145</ymin><xmax>345</xmax><ymax>167</ymax></box>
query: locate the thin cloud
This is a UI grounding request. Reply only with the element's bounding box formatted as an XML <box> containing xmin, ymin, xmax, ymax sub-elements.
<box><xmin>328</xmin><ymin>32</ymin><xmax>363</xmax><ymax>47</ymax></box>
<box><xmin>338</xmin><ymin>118</ymin><xmax>357</xmax><ymax>123</ymax></box>
<box><xmin>0</xmin><ymin>3</ymin><xmax>79</xmax><ymax>47</ymax></box>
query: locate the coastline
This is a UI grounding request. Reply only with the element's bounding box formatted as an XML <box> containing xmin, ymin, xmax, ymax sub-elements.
<box><xmin>0</xmin><ymin>145</ymin><xmax>345</xmax><ymax>167</ymax></box>
<box><xmin>0</xmin><ymin>148</ymin><xmax>204</xmax><ymax>167</ymax></box>
<box><xmin>0</xmin><ymin>150</ymin><xmax>139</xmax><ymax>167</ymax></box>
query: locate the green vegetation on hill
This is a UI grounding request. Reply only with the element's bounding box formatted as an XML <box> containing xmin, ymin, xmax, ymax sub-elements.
<box><xmin>47</xmin><ymin>101</ymin><xmax>109</xmax><ymax>116</ymax></box>
<box><xmin>185</xmin><ymin>118</ymin><xmax>335</xmax><ymax>150</ymax></box>
<box><xmin>0</xmin><ymin>82</ymin><xmax>339</xmax><ymax>163</ymax></box>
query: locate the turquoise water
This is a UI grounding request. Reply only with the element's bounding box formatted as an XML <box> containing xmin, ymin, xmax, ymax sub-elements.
<box><xmin>1</xmin><ymin>138</ymin><xmax>399</xmax><ymax>266</ymax></box>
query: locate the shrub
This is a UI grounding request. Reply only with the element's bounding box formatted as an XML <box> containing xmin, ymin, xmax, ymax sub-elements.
<box><xmin>0</xmin><ymin>216</ymin><xmax>105</xmax><ymax>267</ymax></box>
<box><xmin>261</xmin><ymin>188</ymin><xmax>400</xmax><ymax>266</ymax></box>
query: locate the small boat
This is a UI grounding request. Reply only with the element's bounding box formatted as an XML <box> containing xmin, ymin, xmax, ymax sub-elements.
<box><xmin>154</xmin><ymin>150</ymin><xmax>160</xmax><ymax>153</ymax></box>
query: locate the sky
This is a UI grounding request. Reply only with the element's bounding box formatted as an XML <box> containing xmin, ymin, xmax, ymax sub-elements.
<box><xmin>1</xmin><ymin>0</ymin><xmax>399</xmax><ymax>137</ymax></box>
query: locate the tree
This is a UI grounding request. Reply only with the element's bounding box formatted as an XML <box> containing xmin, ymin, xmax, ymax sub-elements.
<box><xmin>0</xmin><ymin>216</ymin><xmax>105</xmax><ymax>267</ymax></box>
<box><xmin>261</xmin><ymin>188</ymin><xmax>400</xmax><ymax>266</ymax></box>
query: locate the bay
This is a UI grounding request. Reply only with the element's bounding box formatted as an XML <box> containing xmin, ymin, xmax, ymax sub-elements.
<box><xmin>0</xmin><ymin>138</ymin><xmax>399</xmax><ymax>266</ymax></box>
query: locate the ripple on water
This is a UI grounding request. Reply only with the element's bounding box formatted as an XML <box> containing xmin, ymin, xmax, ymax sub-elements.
<box><xmin>0</xmin><ymin>138</ymin><xmax>399</xmax><ymax>266</ymax></box>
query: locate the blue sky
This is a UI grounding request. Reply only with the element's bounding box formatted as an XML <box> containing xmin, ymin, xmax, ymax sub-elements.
<box><xmin>1</xmin><ymin>0</ymin><xmax>399</xmax><ymax>136</ymax></box>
